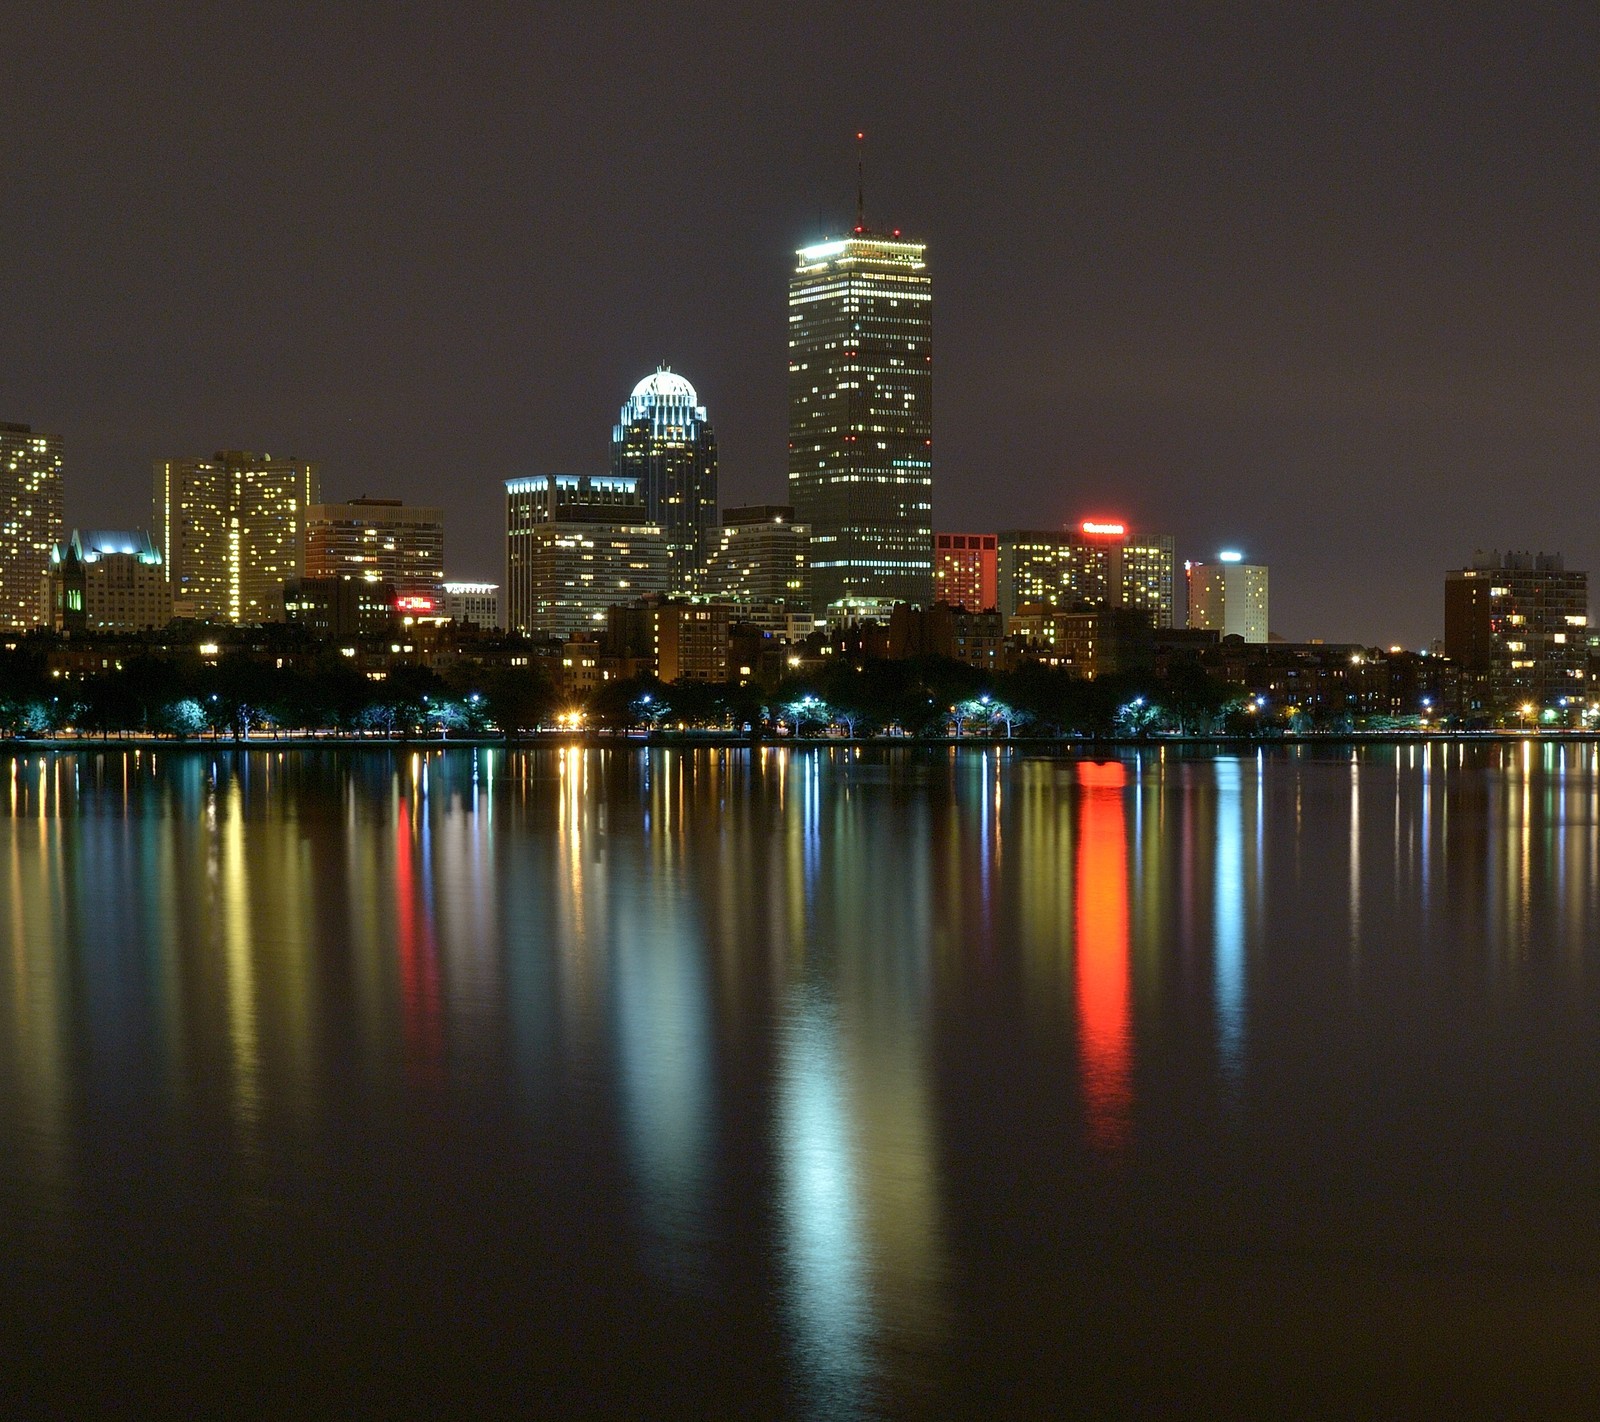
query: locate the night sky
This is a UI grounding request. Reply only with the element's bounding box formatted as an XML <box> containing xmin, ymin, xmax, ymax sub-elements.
<box><xmin>4</xmin><ymin>4</ymin><xmax>1598</xmax><ymax>646</ymax></box>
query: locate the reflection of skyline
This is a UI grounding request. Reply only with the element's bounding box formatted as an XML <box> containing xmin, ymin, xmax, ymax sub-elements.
<box><xmin>9</xmin><ymin>743</ymin><xmax>1600</xmax><ymax>1408</ymax></box>
<box><xmin>1074</xmin><ymin>760</ymin><xmax>1132</xmax><ymax>1152</ymax></box>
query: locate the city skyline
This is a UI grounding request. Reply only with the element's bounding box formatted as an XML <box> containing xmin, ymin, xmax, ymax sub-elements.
<box><xmin>4</xmin><ymin>7</ymin><xmax>1599</xmax><ymax>649</ymax></box>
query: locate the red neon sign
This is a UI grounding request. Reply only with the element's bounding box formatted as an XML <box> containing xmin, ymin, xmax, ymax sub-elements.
<box><xmin>396</xmin><ymin>596</ymin><xmax>435</xmax><ymax>612</ymax></box>
<box><xmin>1081</xmin><ymin>520</ymin><xmax>1126</xmax><ymax>537</ymax></box>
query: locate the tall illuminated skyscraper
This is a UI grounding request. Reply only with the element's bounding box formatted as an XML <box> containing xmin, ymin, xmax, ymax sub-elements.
<box><xmin>152</xmin><ymin>450</ymin><xmax>319</xmax><ymax>622</ymax></box>
<box><xmin>611</xmin><ymin>367</ymin><xmax>717</xmax><ymax>593</ymax></box>
<box><xmin>0</xmin><ymin>422</ymin><xmax>64</xmax><ymax>628</ymax></box>
<box><xmin>788</xmin><ymin>222</ymin><xmax>931</xmax><ymax>618</ymax></box>
<box><xmin>1187</xmin><ymin>551</ymin><xmax>1270</xmax><ymax>642</ymax></box>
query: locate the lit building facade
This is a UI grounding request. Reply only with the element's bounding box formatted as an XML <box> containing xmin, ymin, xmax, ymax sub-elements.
<box><xmin>1</xmin><ymin>422</ymin><xmax>64</xmax><ymax>629</ymax></box>
<box><xmin>1445</xmin><ymin>550</ymin><xmax>1588</xmax><ymax>718</ymax></box>
<box><xmin>282</xmin><ymin>577</ymin><xmax>395</xmax><ymax>639</ymax></box>
<box><xmin>934</xmin><ymin>532</ymin><xmax>998</xmax><ymax>610</ymax></box>
<box><xmin>152</xmin><ymin>451</ymin><xmax>319</xmax><ymax>623</ymax></box>
<box><xmin>44</xmin><ymin>529</ymin><xmax>171</xmax><ymax>633</ymax></box>
<box><xmin>997</xmin><ymin>522</ymin><xmax>1174</xmax><ymax>627</ymax></box>
<box><xmin>305</xmin><ymin>497</ymin><xmax>444</xmax><ymax>598</ymax></box>
<box><xmin>702</xmin><ymin>505</ymin><xmax>810</xmax><ymax>610</ymax></box>
<box><xmin>788</xmin><ymin>230</ymin><xmax>932</xmax><ymax>619</ymax></box>
<box><xmin>505</xmin><ymin>474</ymin><xmax>668</xmax><ymax>639</ymax></box>
<box><xmin>439</xmin><ymin>581</ymin><xmax>501</xmax><ymax>630</ymax></box>
<box><xmin>611</xmin><ymin>367</ymin><xmax>718</xmax><ymax>592</ymax></box>
<box><xmin>1186</xmin><ymin>553</ymin><xmax>1270</xmax><ymax>643</ymax></box>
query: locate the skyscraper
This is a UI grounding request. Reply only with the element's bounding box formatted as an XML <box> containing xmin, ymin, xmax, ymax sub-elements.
<box><xmin>611</xmin><ymin>367</ymin><xmax>717</xmax><ymax>593</ymax></box>
<box><xmin>1186</xmin><ymin>551</ymin><xmax>1270</xmax><ymax>642</ymax></box>
<box><xmin>788</xmin><ymin>226</ymin><xmax>932</xmax><ymax>619</ymax></box>
<box><xmin>152</xmin><ymin>451</ymin><xmax>319</xmax><ymax>622</ymax></box>
<box><xmin>0</xmin><ymin>422</ymin><xmax>64</xmax><ymax>629</ymax></box>
<box><xmin>504</xmin><ymin>474</ymin><xmax>669</xmax><ymax>638</ymax></box>
<box><xmin>995</xmin><ymin>521</ymin><xmax>1175</xmax><ymax>627</ymax></box>
<box><xmin>305</xmin><ymin>497</ymin><xmax>444</xmax><ymax>598</ymax></box>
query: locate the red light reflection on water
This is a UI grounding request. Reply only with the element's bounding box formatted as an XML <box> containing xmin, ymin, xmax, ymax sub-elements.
<box><xmin>1075</xmin><ymin>760</ymin><xmax>1131</xmax><ymax>1152</ymax></box>
<box><xmin>395</xmin><ymin>796</ymin><xmax>443</xmax><ymax>1080</ymax></box>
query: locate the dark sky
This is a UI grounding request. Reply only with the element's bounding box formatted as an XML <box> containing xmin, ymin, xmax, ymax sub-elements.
<box><xmin>4</xmin><ymin>3</ymin><xmax>1598</xmax><ymax>646</ymax></box>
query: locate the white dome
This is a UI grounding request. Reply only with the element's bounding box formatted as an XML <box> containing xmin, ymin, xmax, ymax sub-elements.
<box><xmin>630</xmin><ymin>368</ymin><xmax>698</xmax><ymax>405</ymax></box>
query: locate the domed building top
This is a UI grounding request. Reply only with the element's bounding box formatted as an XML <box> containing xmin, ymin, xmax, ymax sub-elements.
<box><xmin>629</xmin><ymin>366</ymin><xmax>698</xmax><ymax>407</ymax></box>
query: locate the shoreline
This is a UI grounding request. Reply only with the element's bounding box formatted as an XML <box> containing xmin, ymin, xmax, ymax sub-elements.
<box><xmin>5</xmin><ymin>730</ymin><xmax>1600</xmax><ymax>753</ymax></box>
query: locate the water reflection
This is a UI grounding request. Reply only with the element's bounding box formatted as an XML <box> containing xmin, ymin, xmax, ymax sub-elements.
<box><xmin>5</xmin><ymin>744</ymin><xmax>1600</xmax><ymax>1412</ymax></box>
<box><xmin>1074</xmin><ymin>760</ymin><xmax>1131</xmax><ymax>1151</ymax></box>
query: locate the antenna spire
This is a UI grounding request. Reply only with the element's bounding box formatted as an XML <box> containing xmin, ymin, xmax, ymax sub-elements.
<box><xmin>855</xmin><ymin>130</ymin><xmax>865</xmax><ymax>230</ymax></box>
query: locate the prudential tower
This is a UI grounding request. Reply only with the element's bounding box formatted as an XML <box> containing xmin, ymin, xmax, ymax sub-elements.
<box><xmin>787</xmin><ymin>208</ymin><xmax>932</xmax><ymax>620</ymax></box>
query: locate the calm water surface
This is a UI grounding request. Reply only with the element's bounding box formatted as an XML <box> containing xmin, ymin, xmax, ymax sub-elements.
<box><xmin>4</xmin><ymin>743</ymin><xmax>1600</xmax><ymax>1416</ymax></box>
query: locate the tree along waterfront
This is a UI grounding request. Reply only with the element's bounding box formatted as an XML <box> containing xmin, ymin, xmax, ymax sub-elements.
<box><xmin>0</xmin><ymin>641</ymin><xmax>1454</xmax><ymax>742</ymax></box>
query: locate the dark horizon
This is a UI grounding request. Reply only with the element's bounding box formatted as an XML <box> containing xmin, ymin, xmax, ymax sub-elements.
<box><xmin>5</xmin><ymin>3</ymin><xmax>1598</xmax><ymax>648</ymax></box>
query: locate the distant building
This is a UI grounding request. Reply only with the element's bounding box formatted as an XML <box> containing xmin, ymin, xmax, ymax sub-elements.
<box><xmin>305</xmin><ymin>497</ymin><xmax>443</xmax><ymax>598</ymax></box>
<box><xmin>934</xmin><ymin>533</ymin><xmax>998</xmax><ymax>610</ymax></box>
<box><xmin>152</xmin><ymin>450</ymin><xmax>319</xmax><ymax>623</ymax></box>
<box><xmin>504</xmin><ymin>474</ymin><xmax>669</xmax><ymax>639</ymax></box>
<box><xmin>1445</xmin><ymin>550</ymin><xmax>1588</xmax><ymax>718</ymax></box>
<box><xmin>702</xmin><ymin>505</ymin><xmax>810</xmax><ymax>610</ymax></box>
<box><xmin>1008</xmin><ymin>605</ymin><xmax>1155</xmax><ymax>678</ymax></box>
<box><xmin>997</xmin><ymin>521</ymin><xmax>1175</xmax><ymax>627</ymax></box>
<box><xmin>1</xmin><ymin>422</ymin><xmax>64</xmax><ymax>629</ymax></box>
<box><xmin>1186</xmin><ymin>552</ymin><xmax>1269</xmax><ymax>643</ymax></box>
<box><xmin>612</xmin><ymin>367</ymin><xmax>718</xmax><ymax>592</ymax></box>
<box><xmin>439</xmin><ymin>581</ymin><xmax>500</xmax><ymax>630</ymax></box>
<box><xmin>888</xmin><ymin>602</ymin><xmax>1004</xmax><ymax>670</ymax></box>
<box><xmin>606</xmin><ymin>599</ymin><xmax>732</xmax><ymax>683</ymax></box>
<box><xmin>788</xmin><ymin>229</ymin><xmax>933</xmax><ymax>618</ymax></box>
<box><xmin>44</xmin><ymin>529</ymin><xmax>170</xmax><ymax>633</ymax></box>
<box><xmin>282</xmin><ymin>576</ymin><xmax>395</xmax><ymax>639</ymax></box>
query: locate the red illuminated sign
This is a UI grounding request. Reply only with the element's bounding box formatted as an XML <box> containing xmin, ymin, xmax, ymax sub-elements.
<box><xmin>1081</xmin><ymin>520</ymin><xmax>1126</xmax><ymax>537</ymax></box>
<box><xmin>395</xmin><ymin>596</ymin><xmax>435</xmax><ymax>612</ymax></box>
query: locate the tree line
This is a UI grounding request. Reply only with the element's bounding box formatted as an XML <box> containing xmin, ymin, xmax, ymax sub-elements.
<box><xmin>0</xmin><ymin>643</ymin><xmax>1268</xmax><ymax>740</ymax></box>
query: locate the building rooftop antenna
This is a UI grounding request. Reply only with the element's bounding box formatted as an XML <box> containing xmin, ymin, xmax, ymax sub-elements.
<box><xmin>855</xmin><ymin>130</ymin><xmax>865</xmax><ymax>231</ymax></box>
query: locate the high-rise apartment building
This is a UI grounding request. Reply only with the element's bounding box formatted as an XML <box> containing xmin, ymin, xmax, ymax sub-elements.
<box><xmin>44</xmin><ymin>529</ymin><xmax>171</xmax><ymax>633</ymax></box>
<box><xmin>505</xmin><ymin>474</ymin><xmax>669</xmax><ymax>639</ymax></box>
<box><xmin>788</xmin><ymin>228</ymin><xmax>932</xmax><ymax>619</ymax></box>
<box><xmin>1445</xmin><ymin>550</ymin><xmax>1588</xmax><ymax>718</ymax></box>
<box><xmin>439</xmin><ymin>581</ymin><xmax>501</xmax><ymax>630</ymax></box>
<box><xmin>1</xmin><ymin>422</ymin><xmax>64</xmax><ymax>629</ymax></box>
<box><xmin>305</xmin><ymin>497</ymin><xmax>444</xmax><ymax>598</ymax></box>
<box><xmin>701</xmin><ymin>505</ymin><xmax>810</xmax><ymax>610</ymax></box>
<box><xmin>934</xmin><ymin>532</ymin><xmax>998</xmax><ymax>610</ymax></box>
<box><xmin>1186</xmin><ymin>552</ymin><xmax>1270</xmax><ymax>643</ymax></box>
<box><xmin>996</xmin><ymin>522</ymin><xmax>1175</xmax><ymax>627</ymax></box>
<box><xmin>611</xmin><ymin>367</ymin><xmax>718</xmax><ymax>592</ymax></box>
<box><xmin>152</xmin><ymin>451</ymin><xmax>319</xmax><ymax>622</ymax></box>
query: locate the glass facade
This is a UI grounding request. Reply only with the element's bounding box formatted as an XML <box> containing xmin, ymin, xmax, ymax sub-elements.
<box><xmin>788</xmin><ymin>232</ymin><xmax>932</xmax><ymax>618</ymax></box>
<box><xmin>611</xmin><ymin>367</ymin><xmax>718</xmax><ymax>594</ymax></box>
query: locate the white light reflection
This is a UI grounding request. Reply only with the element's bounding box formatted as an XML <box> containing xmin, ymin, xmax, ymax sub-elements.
<box><xmin>1213</xmin><ymin>757</ymin><xmax>1245</xmax><ymax>1082</ymax></box>
<box><xmin>778</xmin><ymin>984</ymin><xmax>871</xmax><ymax>1417</ymax></box>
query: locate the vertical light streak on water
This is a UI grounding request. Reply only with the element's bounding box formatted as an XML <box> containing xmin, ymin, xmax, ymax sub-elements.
<box><xmin>219</xmin><ymin>775</ymin><xmax>264</xmax><ymax>1188</ymax></box>
<box><xmin>1348</xmin><ymin>751</ymin><xmax>1362</xmax><ymax>966</ymax></box>
<box><xmin>3</xmin><ymin>758</ymin><xmax>73</xmax><ymax>1228</ymax></box>
<box><xmin>1420</xmin><ymin>744</ymin><xmax>1432</xmax><ymax>917</ymax></box>
<box><xmin>1074</xmin><ymin>759</ymin><xmax>1132</xmax><ymax>1151</ymax></box>
<box><xmin>778</xmin><ymin>984</ymin><xmax>871</xmax><ymax>1421</ymax></box>
<box><xmin>613</xmin><ymin>892</ymin><xmax>712</xmax><ymax>1293</ymax></box>
<box><xmin>1213</xmin><ymin>758</ymin><xmax>1245</xmax><ymax>1083</ymax></box>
